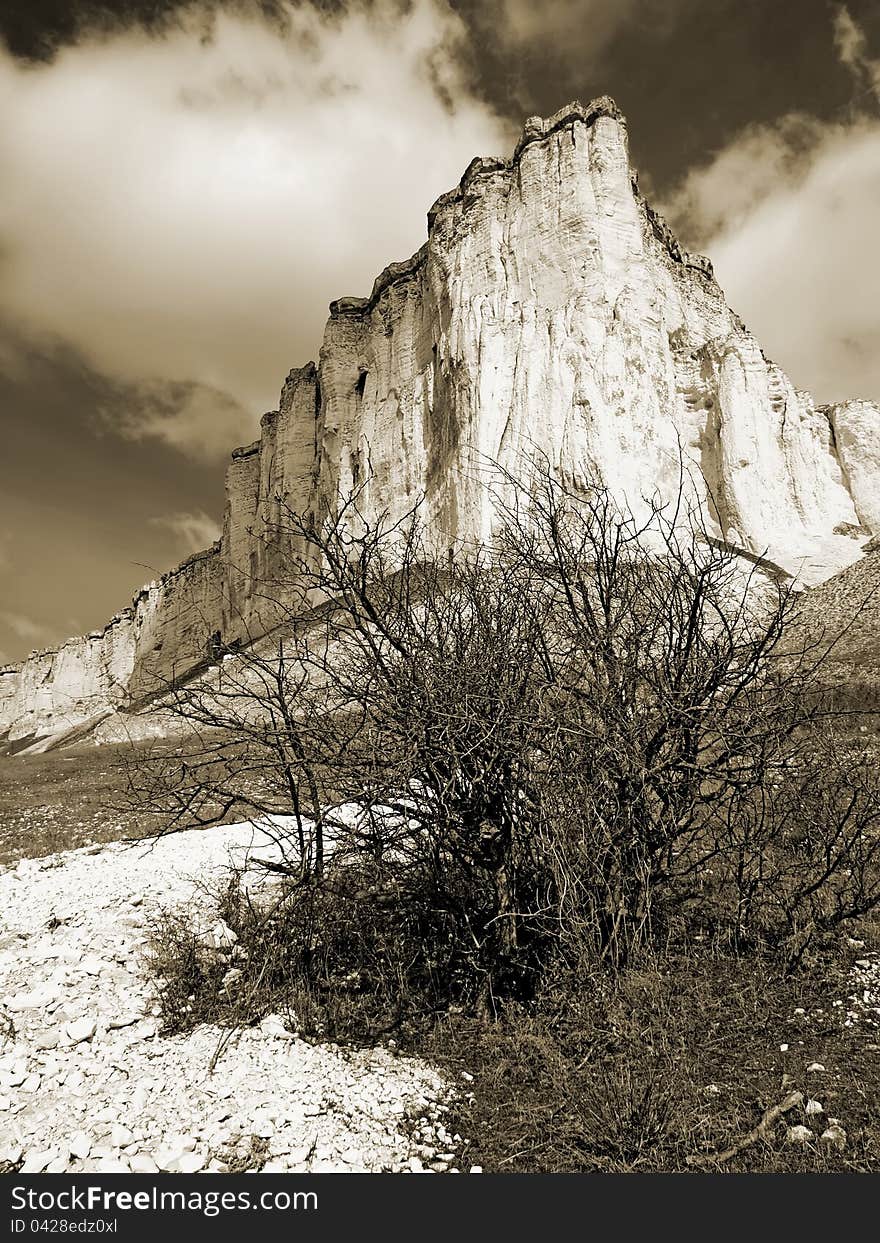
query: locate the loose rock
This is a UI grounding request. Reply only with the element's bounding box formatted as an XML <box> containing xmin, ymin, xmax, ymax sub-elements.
<box><xmin>0</xmin><ymin>825</ymin><xmax>462</xmax><ymax>1176</ymax></box>
<box><xmin>820</xmin><ymin>1125</ymin><xmax>847</xmax><ymax>1150</ymax></box>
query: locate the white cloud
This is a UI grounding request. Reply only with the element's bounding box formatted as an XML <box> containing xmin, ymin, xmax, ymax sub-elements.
<box><xmin>834</xmin><ymin>4</ymin><xmax>880</xmax><ymax>101</ymax></box>
<box><xmin>665</xmin><ymin>12</ymin><xmax>880</xmax><ymax>406</ymax></box>
<box><xmin>96</xmin><ymin>378</ymin><xmax>251</xmax><ymax>461</ymax></box>
<box><xmin>492</xmin><ymin>0</ymin><xmax>639</xmax><ymax>46</ymax></box>
<box><xmin>150</xmin><ymin>510</ymin><xmax>222</xmax><ymax>553</ymax></box>
<box><xmin>666</xmin><ymin>113</ymin><xmax>828</xmax><ymax>248</ymax></box>
<box><xmin>0</xmin><ymin>611</ymin><xmax>58</xmax><ymax>646</ymax></box>
<box><xmin>0</xmin><ymin>1</ymin><xmax>512</xmax><ymax>459</ymax></box>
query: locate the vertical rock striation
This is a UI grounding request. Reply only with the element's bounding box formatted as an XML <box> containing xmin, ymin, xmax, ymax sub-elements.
<box><xmin>3</xmin><ymin>98</ymin><xmax>878</xmax><ymax>744</ymax></box>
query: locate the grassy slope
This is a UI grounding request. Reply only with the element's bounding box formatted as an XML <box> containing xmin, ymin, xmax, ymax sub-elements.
<box><xmin>0</xmin><ymin>741</ymin><xmax>165</xmax><ymax>866</ymax></box>
<box><xmin>424</xmin><ymin>940</ymin><xmax>880</xmax><ymax>1172</ymax></box>
<box><xmin>790</xmin><ymin>547</ymin><xmax>880</xmax><ymax>712</ymax></box>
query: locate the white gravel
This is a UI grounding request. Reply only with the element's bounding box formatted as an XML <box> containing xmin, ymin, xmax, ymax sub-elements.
<box><xmin>0</xmin><ymin>824</ymin><xmax>461</xmax><ymax>1173</ymax></box>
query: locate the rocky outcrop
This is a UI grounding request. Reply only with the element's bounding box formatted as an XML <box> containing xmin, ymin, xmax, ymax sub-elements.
<box><xmin>3</xmin><ymin>97</ymin><xmax>879</xmax><ymax>743</ymax></box>
<box><xmin>1</xmin><ymin>547</ymin><xmax>224</xmax><ymax>745</ymax></box>
<box><xmin>306</xmin><ymin>99</ymin><xmax>874</xmax><ymax>573</ymax></box>
<box><xmin>826</xmin><ymin>400</ymin><xmax>880</xmax><ymax>535</ymax></box>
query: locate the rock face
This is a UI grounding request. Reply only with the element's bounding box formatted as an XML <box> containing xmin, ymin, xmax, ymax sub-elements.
<box><xmin>827</xmin><ymin>400</ymin><xmax>880</xmax><ymax>534</ymax></box>
<box><xmin>1</xmin><ymin>546</ymin><xmax>224</xmax><ymax>745</ymax></box>
<box><xmin>2</xmin><ymin>97</ymin><xmax>879</xmax><ymax>744</ymax></box>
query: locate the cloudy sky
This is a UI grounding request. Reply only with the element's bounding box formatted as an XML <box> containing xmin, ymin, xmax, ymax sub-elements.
<box><xmin>1</xmin><ymin>0</ymin><xmax>878</xmax><ymax>662</ymax></box>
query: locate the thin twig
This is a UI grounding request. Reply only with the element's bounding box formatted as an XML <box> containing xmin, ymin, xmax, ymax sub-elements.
<box><xmin>685</xmin><ymin>1090</ymin><xmax>803</xmax><ymax>1167</ymax></box>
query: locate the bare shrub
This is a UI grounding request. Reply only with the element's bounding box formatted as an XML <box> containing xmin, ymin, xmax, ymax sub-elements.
<box><xmin>132</xmin><ymin>461</ymin><xmax>880</xmax><ymax>1020</ymax></box>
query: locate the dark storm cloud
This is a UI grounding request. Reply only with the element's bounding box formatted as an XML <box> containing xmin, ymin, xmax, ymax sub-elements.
<box><xmin>450</xmin><ymin>0</ymin><xmax>880</xmax><ymax>196</ymax></box>
<box><xmin>0</xmin><ymin>327</ymin><xmax>226</xmax><ymax>661</ymax></box>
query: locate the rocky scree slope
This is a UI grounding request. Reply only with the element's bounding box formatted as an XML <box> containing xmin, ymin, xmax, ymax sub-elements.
<box><xmin>791</xmin><ymin>544</ymin><xmax>880</xmax><ymax>672</ymax></box>
<box><xmin>0</xmin><ymin>824</ymin><xmax>462</xmax><ymax>1174</ymax></box>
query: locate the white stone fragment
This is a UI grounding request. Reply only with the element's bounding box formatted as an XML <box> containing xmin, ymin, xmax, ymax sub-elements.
<box><xmin>65</xmin><ymin>1018</ymin><xmax>97</xmax><ymax>1044</ymax></box>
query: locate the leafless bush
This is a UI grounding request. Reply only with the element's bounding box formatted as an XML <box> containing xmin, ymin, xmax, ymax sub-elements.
<box><xmin>130</xmin><ymin>460</ymin><xmax>880</xmax><ymax>1014</ymax></box>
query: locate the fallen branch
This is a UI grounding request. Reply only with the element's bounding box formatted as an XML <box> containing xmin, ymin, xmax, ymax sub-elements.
<box><xmin>686</xmin><ymin>1090</ymin><xmax>803</xmax><ymax>1167</ymax></box>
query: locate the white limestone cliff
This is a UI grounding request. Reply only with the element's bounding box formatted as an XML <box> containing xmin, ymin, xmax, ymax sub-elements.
<box><xmin>3</xmin><ymin>98</ymin><xmax>878</xmax><ymax>745</ymax></box>
<box><xmin>1</xmin><ymin>547</ymin><xmax>223</xmax><ymax>744</ymax></box>
<box><xmin>310</xmin><ymin>100</ymin><xmax>877</xmax><ymax>575</ymax></box>
<box><xmin>827</xmin><ymin>400</ymin><xmax>880</xmax><ymax>534</ymax></box>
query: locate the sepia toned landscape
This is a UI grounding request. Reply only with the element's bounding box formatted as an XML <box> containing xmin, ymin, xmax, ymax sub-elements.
<box><xmin>1</xmin><ymin>0</ymin><xmax>879</xmax><ymax>1180</ymax></box>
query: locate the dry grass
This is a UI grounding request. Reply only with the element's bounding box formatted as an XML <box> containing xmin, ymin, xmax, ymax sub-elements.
<box><xmin>0</xmin><ymin>742</ymin><xmax>158</xmax><ymax>866</ymax></box>
<box><xmin>423</xmin><ymin>938</ymin><xmax>880</xmax><ymax>1172</ymax></box>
